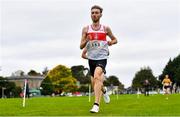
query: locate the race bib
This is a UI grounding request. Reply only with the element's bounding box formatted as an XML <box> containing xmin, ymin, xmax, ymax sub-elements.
<box><xmin>89</xmin><ymin>41</ymin><xmax>107</xmax><ymax>48</ymax></box>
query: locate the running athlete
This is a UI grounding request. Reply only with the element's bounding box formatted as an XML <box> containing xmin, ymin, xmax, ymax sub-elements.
<box><xmin>80</xmin><ymin>5</ymin><xmax>117</xmax><ymax>113</ymax></box>
<box><xmin>162</xmin><ymin>74</ymin><xmax>172</xmax><ymax>99</ymax></box>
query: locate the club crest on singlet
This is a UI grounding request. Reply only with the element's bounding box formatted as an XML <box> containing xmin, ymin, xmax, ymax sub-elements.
<box><xmin>86</xmin><ymin>24</ymin><xmax>109</xmax><ymax>60</ymax></box>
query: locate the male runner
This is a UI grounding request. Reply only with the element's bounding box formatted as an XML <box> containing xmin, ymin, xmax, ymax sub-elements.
<box><xmin>80</xmin><ymin>5</ymin><xmax>117</xmax><ymax>113</ymax></box>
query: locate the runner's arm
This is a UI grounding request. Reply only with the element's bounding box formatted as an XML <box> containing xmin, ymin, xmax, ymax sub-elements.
<box><xmin>80</xmin><ymin>27</ymin><xmax>88</xmax><ymax>49</ymax></box>
<box><xmin>81</xmin><ymin>48</ymin><xmax>88</xmax><ymax>59</ymax></box>
<box><xmin>106</xmin><ymin>26</ymin><xmax>118</xmax><ymax>46</ymax></box>
<box><xmin>162</xmin><ymin>79</ymin><xmax>164</xmax><ymax>85</ymax></box>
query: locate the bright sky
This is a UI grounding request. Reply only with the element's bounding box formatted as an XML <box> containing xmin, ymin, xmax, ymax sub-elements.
<box><xmin>0</xmin><ymin>0</ymin><xmax>180</xmax><ymax>88</ymax></box>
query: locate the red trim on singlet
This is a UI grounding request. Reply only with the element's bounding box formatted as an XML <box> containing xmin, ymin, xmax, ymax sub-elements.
<box><xmin>88</xmin><ymin>32</ymin><xmax>106</xmax><ymax>41</ymax></box>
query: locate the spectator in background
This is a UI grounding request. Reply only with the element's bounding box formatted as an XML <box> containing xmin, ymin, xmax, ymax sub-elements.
<box><xmin>143</xmin><ymin>79</ymin><xmax>150</xmax><ymax>96</ymax></box>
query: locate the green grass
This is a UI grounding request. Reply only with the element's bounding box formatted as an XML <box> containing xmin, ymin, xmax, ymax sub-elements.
<box><xmin>0</xmin><ymin>94</ymin><xmax>180</xmax><ymax>116</ymax></box>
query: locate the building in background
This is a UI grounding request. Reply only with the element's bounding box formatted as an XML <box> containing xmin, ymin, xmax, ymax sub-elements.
<box><xmin>7</xmin><ymin>73</ymin><xmax>44</xmax><ymax>96</ymax></box>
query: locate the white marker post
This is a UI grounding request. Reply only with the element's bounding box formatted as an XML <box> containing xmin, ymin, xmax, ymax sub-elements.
<box><xmin>83</xmin><ymin>68</ymin><xmax>91</xmax><ymax>102</ymax></box>
<box><xmin>117</xmin><ymin>89</ymin><xmax>119</xmax><ymax>100</ymax></box>
<box><xmin>23</xmin><ymin>79</ymin><xmax>27</xmax><ymax>107</ymax></box>
<box><xmin>137</xmin><ymin>88</ymin><xmax>140</xmax><ymax>99</ymax></box>
<box><xmin>89</xmin><ymin>84</ymin><xmax>91</xmax><ymax>102</ymax></box>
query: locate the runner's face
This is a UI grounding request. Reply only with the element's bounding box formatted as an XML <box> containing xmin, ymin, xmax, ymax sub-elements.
<box><xmin>91</xmin><ymin>9</ymin><xmax>101</xmax><ymax>23</ymax></box>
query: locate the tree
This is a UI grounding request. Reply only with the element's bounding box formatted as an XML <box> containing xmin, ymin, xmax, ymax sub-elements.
<box><xmin>78</xmin><ymin>85</ymin><xmax>89</xmax><ymax>93</ymax></box>
<box><xmin>40</xmin><ymin>76</ymin><xmax>54</xmax><ymax>95</ymax></box>
<box><xmin>104</xmin><ymin>75</ymin><xmax>124</xmax><ymax>91</ymax></box>
<box><xmin>71</xmin><ymin>65</ymin><xmax>91</xmax><ymax>84</ymax></box>
<box><xmin>12</xmin><ymin>86</ymin><xmax>22</xmax><ymax>97</ymax></box>
<box><xmin>48</xmin><ymin>65</ymin><xmax>71</xmax><ymax>82</ymax></box>
<box><xmin>47</xmin><ymin>64</ymin><xmax>78</xmax><ymax>93</ymax></box>
<box><xmin>0</xmin><ymin>76</ymin><xmax>21</xmax><ymax>98</ymax></box>
<box><xmin>106</xmin><ymin>75</ymin><xmax>121</xmax><ymax>86</ymax></box>
<box><xmin>28</xmin><ymin>70</ymin><xmax>41</xmax><ymax>76</ymax></box>
<box><xmin>159</xmin><ymin>54</ymin><xmax>180</xmax><ymax>86</ymax></box>
<box><xmin>174</xmin><ymin>67</ymin><xmax>180</xmax><ymax>86</ymax></box>
<box><xmin>4</xmin><ymin>81</ymin><xmax>16</xmax><ymax>98</ymax></box>
<box><xmin>58</xmin><ymin>77</ymin><xmax>78</xmax><ymax>93</ymax></box>
<box><xmin>0</xmin><ymin>76</ymin><xmax>6</xmax><ymax>98</ymax></box>
<box><xmin>132</xmin><ymin>67</ymin><xmax>157</xmax><ymax>90</ymax></box>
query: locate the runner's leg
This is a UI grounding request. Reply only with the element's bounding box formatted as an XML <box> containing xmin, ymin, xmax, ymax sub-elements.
<box><xmin>94</xmin><ymin>67</ymin><xmax>104</xmax><ymax>104</ymax></box>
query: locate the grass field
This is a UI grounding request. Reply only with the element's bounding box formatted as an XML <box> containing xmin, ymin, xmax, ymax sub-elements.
<box><xmin>0</xmin><ymin>94</ymin><xmax>180</xmax><ymax>116</ymax></box>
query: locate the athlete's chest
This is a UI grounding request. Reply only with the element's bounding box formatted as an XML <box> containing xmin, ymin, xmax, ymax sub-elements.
<box><xmin>87</xmin><ymin>25</ymin><xmax>107</xmax><ymax>41</ymax></box>
<box><xmin>88</xmin><ymin>32</ymin><xmax>106</xmax><ymax>41</ymax></box>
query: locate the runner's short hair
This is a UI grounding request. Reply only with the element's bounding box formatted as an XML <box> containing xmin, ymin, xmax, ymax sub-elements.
<box><xmin>91</xmin><ymin>5</ymin><xmax>103</xmax><ymax>13</ymax></box>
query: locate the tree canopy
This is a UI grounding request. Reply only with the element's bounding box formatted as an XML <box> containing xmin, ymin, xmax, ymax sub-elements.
<box><xmin>71</xmin><ymin>65</ymin><xmax>90</xmax><ymax>84</ymax></box>
<box><xmin>46</xmin><ymin>65</ymin><xmax>78</xmax><ymax>94</ymax></box>
<box><xmin>40</xmin><ymin>76</ymin><xmax>54</xmax><ymax>95</ymax></box>
<box><xmin>132</xmin><ymin>67</ymin><xmax>157</xmax><ymax>90</ymax></box>
<box><xmin>28</xmin><ymin>70</ymin><xmax>41</xmax><ymax>76</ymax></box>
<box><xmin>159</xmin><ymin>54</ymin><xmax>180</xmax><ymax>86</ymax></box>
<box><xmin>0</xmin><ymin>76</ymin><xmax>22</xmax><ymax>98</ymax></box>
<box><xmin>104</xmin><ymin>75</ymin><xmax>124</xmax><ymax>90</ymax></box>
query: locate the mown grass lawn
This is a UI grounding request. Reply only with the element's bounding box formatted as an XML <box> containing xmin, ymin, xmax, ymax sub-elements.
<box><xmin>0</xmin><ymin>94</ymin><xmax>180</xmax><ymax>116</ymax></box>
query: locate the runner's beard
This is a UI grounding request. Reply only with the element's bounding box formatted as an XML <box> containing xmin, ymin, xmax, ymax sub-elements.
<box><xmin>92</xmin><ymin>17</ymin><xmax>100</xmax><ymax>23</ymax></box>
<box><xmin>93</xmin><ymin>19</ymin><xmax>100</xmax><ymax>23</ymax></box>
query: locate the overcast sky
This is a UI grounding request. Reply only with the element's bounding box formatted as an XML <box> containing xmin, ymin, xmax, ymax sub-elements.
<box><xmin>0</xmin><ymin>0</ymin><xmax>180</xmax><ymax>88</ymax></box>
